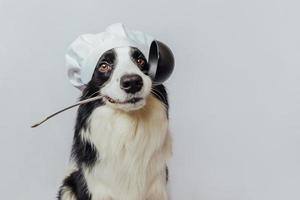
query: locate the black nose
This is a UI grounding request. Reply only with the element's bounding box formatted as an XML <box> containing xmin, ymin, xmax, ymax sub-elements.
<box><xmin>120</xmin><ymin>74</ymin><xmax>143</xmax><ymax>94</ymax></box>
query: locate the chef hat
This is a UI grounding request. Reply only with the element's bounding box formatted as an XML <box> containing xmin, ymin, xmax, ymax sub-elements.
<box><xmin>66</xmin><ymin>23</ymin><xmax>154</xmax><ymax>90</ymax></box>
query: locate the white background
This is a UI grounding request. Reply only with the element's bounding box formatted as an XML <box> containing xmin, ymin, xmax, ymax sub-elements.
<box><xmin>0</xmin><ymin>0</ymin><xmax>300</xmax><ymax>199</ymax></box>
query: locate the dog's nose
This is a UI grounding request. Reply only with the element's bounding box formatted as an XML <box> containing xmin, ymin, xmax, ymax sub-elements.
<box><xmin>120</xmin><ymin>74</ymin><xmax>143</xmax><ymax>94</ymax></box>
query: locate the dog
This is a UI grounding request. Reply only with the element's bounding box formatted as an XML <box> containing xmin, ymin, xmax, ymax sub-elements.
<box><xmin>57</xmin><ymin>46</ymin><xmax>172</xmax><ymax>200</ymax></box>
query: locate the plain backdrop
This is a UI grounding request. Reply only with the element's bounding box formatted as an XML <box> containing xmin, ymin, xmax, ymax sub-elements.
<box><xmin>1</xmin><ymin>0</ymin><xmax>300</xmax><ymax>199</ymax></box>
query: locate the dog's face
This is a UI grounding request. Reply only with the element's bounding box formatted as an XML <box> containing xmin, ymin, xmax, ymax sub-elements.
<box><xmin>89</xmin><ymin>47</ymin><xmax>152</xmax><ymax>111</ymax></box>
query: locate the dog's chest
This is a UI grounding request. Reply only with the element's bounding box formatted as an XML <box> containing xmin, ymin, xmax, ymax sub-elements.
<box><xmin>82</xmin><ymin>96</ymin><xmax>171</xmax><ymax>199</ymax></box>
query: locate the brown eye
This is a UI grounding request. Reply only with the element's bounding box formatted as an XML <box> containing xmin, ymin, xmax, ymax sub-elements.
<box><xmin>137</xmin><ymin>58</ymin><xmax>145</xmax><ymax>66</ymax></box>
<box><xmin>98</xmin><ymin>63</ymin><xmax>112</xmax><ymax>73</ymax></box>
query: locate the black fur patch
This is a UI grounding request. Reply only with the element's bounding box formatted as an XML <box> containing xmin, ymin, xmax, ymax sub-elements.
<box><xmin>71</xmin><ymin>49</ymin><xmax>118</xmax><ymax>168</ymax></box>
<box><xmin>92</xmin><ymin>49</ymin><xmax>117</xmax><ymax>85</ymax></box>
<box><xmin>130</xmin><ymin>47</ymin><xmax>150</xmax><ymax>74</ymax></box>
<box><xmin>71</xmin><ymin>88</ymin><xmax>102</xmax><ymax>168</ymax></box>
<box><xmin>71</xmin><ymin>134</ymin><xmax>98</xmax><ymax>168</ymax></box>
<box><xmin>57</xmin><ymin>169</ymin><xmax>91</xmax><ymax>200</ymax></box>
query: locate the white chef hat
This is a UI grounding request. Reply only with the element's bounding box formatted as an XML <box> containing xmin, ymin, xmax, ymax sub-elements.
<box><xmin>66</xmin><ymin>23</ymin><xmax>154</xmax><ymax>90</ymax></box>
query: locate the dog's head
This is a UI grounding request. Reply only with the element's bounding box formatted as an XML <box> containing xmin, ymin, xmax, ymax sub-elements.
<box><xmin>66</xmin><ymin>24</ymin><xmax>174</xmax><ymax>112</ymax></box>
<box><xmin>86</xmin><ymin>46</ymin><xmax>152</xmax><ymax>111</ymax></box>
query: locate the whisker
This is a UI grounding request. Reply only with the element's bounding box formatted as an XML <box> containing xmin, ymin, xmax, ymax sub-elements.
<box><xmin>150</xmin><ymin>88</ymin><xmax>167</xmax><ymax>110</ymax></box>
<box><xmin>151</xmin><ymin>88</ymin><xmax>167</xmax><ymax>104</ymax></box>
<box><xmin>84</xmin><ymin>90</ymin><xmax>101</xmax><ymax>100</ymax></box>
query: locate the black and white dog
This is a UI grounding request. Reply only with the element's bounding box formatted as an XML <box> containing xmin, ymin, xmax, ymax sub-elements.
<box><xmin>58</xmin><ymin>46</ymin><xmax>171</xmax><ymax>200</ymax></box>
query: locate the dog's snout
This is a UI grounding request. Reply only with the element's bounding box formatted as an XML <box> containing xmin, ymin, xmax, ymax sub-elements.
<box><xmin>120</xmin><ymin>74</ymin><xmax>143</xmax><ymax>94</ymax></box>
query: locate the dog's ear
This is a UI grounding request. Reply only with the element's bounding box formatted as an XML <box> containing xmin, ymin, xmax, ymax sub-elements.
<box><xmin>148</xmin><ymin>40</ymin><xmax>175</xmax><ymax>85</ymax></box>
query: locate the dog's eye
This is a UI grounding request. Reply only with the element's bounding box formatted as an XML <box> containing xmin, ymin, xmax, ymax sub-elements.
<box><xmin>98</xmin><ymin>63</ymin><xmax>112</xmax><ymax>73</ymax></box>
<box><xmin>137</xmin><ymin>58</ymin><xmax>145</xmax><ymax>67</ymax></box>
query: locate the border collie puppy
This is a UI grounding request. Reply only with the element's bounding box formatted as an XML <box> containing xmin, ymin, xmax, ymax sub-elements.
<box><xmin>58</xmin><ymin>46</ymin><xmax>171</xmax><ymax>200</ymax></box>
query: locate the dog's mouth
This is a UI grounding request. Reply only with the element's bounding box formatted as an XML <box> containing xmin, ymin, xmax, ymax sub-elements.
<box><xmin>104</xmin><ymin>96</ymin><xmax>143</xmax><ymax>104</ymax></box>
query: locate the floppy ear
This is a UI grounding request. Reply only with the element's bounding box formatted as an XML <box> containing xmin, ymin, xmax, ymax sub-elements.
<box><xmin>148</xmin><ymin>40</ymin><xmax>175</xmax><ymax>85</ymax></box>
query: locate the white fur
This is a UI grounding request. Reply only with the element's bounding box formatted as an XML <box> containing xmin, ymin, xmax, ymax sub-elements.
<box><xmin>81</xmin><ymin>95</ymin><xmax>171</xmax><ymax>200</ymax></box>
